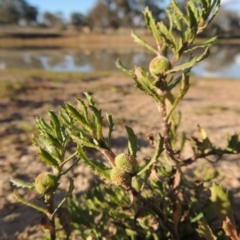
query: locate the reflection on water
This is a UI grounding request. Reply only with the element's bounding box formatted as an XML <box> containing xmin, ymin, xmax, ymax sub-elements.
<box><xmin>0</xmin><ymin>45</ymin><xmax>240</xmax><ymax>78</ymax></box>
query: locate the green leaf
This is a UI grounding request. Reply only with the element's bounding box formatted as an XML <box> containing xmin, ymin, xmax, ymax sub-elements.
<box><xmin>133</xmin><ymin>66</ymin><xmax>163</xmax><ymax>103</ymax></box>
<box><xmin>65</xmin><ymin>103</ymin><xmax>93</xmax><ymax>133</ymax></box>
<box><xmin>89</xmin><ymin>105</ymin><xmax>103</xmax><ymax>140</ymax></box>
<box><xmin>197</xmin><ymin>218</ymin><xmax>217</xmax><ymax>240</ymax></box>
<box><xmin>137</xmin><ymin>134</ymin><xmax>164</xmax><ymax>175</ymax></box>
<box><xmin>125</xmin><ymin>126</ymin><xmax>138</xmax><ymax>157</ymax></box>
<box><xmin>14</xmin><ymin>190</ymin><xmax>48</xmax><ymax>215</ymax></box>
<box><xmin>70</xmin><ymin>135</ymin><xmax>103</xmax><ymax>151</ymax></box>
<box><xmin>184</xmin><ymin>30</ymin><xmax>219</xmax><ymax>53</ymax></box>
<box><xmin>184</xmin><ymin>28</ymin><xmax>195</xmax><ymax>44</ymax></box>
<box><xmin>75</xmin><ymin>98</ymin><xmax>89</xmax><ymax>122</ymax></box>
<box><xmin>131</xmin><ymin>31</ymin><xmax>158</xmax><ymax>55</ymax></box>
<box><xmin>158</xmin><ymin>21</ymin><xmax>178</xmax><ymax>54</ymax></box>
<box><xmin>167</xmin><ymin>73</ymin><xmax>190</xmax><ymax>119</ymax></box>
<box><xmin>167</xmin><ymin>68</ymin><xmax>191</xmax><ymax>91</ymax></box>
<box><xmin>207</xmin><ymin>0</ymin><xmax>221</xmax><ymax>26</ymax></box>
<box><xmin>167</xmin><ymin>47</ymin><xmax>210</xmax><ymax>74</ymax></box>
<box><xmin>200</xmin><ymin>0</ymin><xmax>209</xmax><ymax>11</ymax></box>
<box><xmin>125</xmin><ymin>229</ymin><xmax>138</xmax><ymax>239</ymax></box>
<box><xmin>60</xmin><ymin>106</ymin><xmax>89</xmax><ymax>135</ymax></box>
<box><xmin>60</xmin><ymin>106</ymin><xmax>74</xmax><ymax>125</ymax></box>
<box><xmin>198</xmin><ymin>125</ymin><xmax>212</xmax><ymax>150</ymax></box>
<box><xmin>167</xmin><ymin>59</ymin><xmax>195</xmax><ymax>74</ymax></box>
<box><xmin>36</xmin><ymin>117</ymin><xmax>52</xmax><ymax>134</ymax></box>
<box><xmin>44</xmin><ymin>132</ymin><xmax>62</xmax><ymax>149</ymax></box>
<box><xmin>104</xmin><ymin>188</ymin><xmax>124</xmax><ymax>205</ymax></box>
<box><xmin>142</xmin><ymin>7</ymin><xmax>161</xmax><ymax>44</ymax></box>
<box><xmin>10</xmin><ymin>178</ymin><xmax>35</xmax><ymax>189</ymax></box>
<box><xmin>188</xmin><ymin>1</ymin><xmax>200</xmax><ymax>22</ymax></box>
<box><xmin>158</xmin><ymin>165</ymin><xmax>173</xmax><ymax>177</ymax></box>
<box><xmin>77</xmin><ymin>146</ymin><xmax>110</xmax><ymax>180</ymax></box>
<box><xmin>174</xmin><ymin>12</ymin><xmax>185</xmax><ymax>37</ymax></box>
<box><xmin>186</xmin><ymin>4</ymin><xmax>198</xmax><ymax>29</ymax></box>
<box><xmin>109</xmin><ymin>208</ymin><xmax>132</xmax><ymax>219</ymax></box>
<box><xmin>106</xmin><ymin>113</ymin><xmax>114</xmax><ymax>148</ymax></box>
<box><xmin>210</xmin><ymin>183</ymin><xmax>234</xmax><ymax>223</ymax></box>
<box><xmin>226</xmin><ymin>134</ymin><xmax>240</xmax><ymax>153</ymax></box>
<box><xmin>83</xmin><ymin>92</ymin><xmax>95</xmax><ymax>106</ymax></box>
<box><xmin>165</xmin><ymin>9</ymin><xmax>174</xmax><ymax>32</ymax></box>
<box><xmin>170</xmin><ymin>0</ymin><xmax>189</xmax><ymax>27</ymax></box>
<box><xmin>115</xmin><ymin>59</ymin><xmax>133</xmax><ymax>75</ymax></box>
<box><xmin>49</xmin><ymin>111</ymin><xmax>62</xmax><ymax>140</ymax></box>
<box><xmin>39</xmin><ymin>148</ymin><xmax>59</xmax><ymax>167</ymax></box>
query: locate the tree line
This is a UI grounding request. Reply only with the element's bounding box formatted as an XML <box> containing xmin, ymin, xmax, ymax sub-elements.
<box><xmin>0</xmin><ymin>0</ymin><xmax>239</xmax><ymax>37</ymax></box>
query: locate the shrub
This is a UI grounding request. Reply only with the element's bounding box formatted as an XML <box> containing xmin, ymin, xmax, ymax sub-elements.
<box><xmin>11</xmin><ymin>0</ymin><xmax>240</xmax><ymax>239</ymax></box>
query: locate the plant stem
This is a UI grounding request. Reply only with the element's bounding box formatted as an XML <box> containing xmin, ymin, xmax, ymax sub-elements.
<box><xmin>61</xmin><ymin>158</ymin><xmax>80</xmax><ymax>176</ymax></box>
<box><xmin>101</xmin><ymin>149</ymin><xmax>116</xmax><ymax>167</ymax></box>
<box><xmin>127</xmin><ymin>186</ymin><xmax>179</xmax><ymax>240</ymax></box>
<box><xmin>60</xmin><ymin>151</ymin><xmax>78</xmax><ymax>167</ymax></box>
<box><xmin>44</xmin><ymin>195</ymin><xmax>56</xmax><ymax>240</ymax></box>
<box><xmin>13</xmin><ymin>190</ymin><xmax>49</xmax><ymax>215</ymax></box>
<box><xmin>51</xmin><ymin>178</ymin><xmax>74</xmax><ymax>218</ymax></box>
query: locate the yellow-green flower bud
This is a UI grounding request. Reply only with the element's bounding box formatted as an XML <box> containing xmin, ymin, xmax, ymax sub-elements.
<box><xmin>115</xmin><ymin>153</ymin><xmax>138</xmax><ymax>174</ymax></box>
<box><xmin>34</xmin><ymin>172</ymin><xmax>56</xmax><ymax>195</ymax></box>
<box><xmin>110</xmin><ymin>167</ymin><xmax>131</xmax><ymax>187</ymax></box>
<box><xmin>149</xmin><ymin>56</ymin><xmax>171</xmax><ymax>76</ymax></box>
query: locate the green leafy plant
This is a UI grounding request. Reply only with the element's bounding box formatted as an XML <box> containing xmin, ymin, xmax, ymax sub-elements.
<box><xmin>11</xmin><ymin>0</ymin><xmax>240</xmax><ymax>239</ymax></box>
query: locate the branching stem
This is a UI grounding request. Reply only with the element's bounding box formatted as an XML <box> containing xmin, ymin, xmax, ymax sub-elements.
<box><xmin>158</xmin><ymin>89</ymin><xmax>180</xmax><ymax>163</ymax></box>
<box><xmin>127</xmin><ymin>186</ymin><xmax>179</xmax><ymax>240</ymax></box>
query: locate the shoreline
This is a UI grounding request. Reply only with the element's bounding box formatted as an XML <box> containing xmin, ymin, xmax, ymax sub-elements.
<box><xmin>0</xmin><ymin>34</ymin><xmax>240</xmax><ymax>48</ymax></box>
<box><xmin>0</xmin><ymin>69</ymin><xmax>239</xmax><ymax>82</ymax></box>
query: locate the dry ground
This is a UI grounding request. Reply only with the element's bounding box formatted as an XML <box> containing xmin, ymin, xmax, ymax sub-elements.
<box><xmin>0</xmin><ymin>72</ymin><xmax>240</xmax><ymax>239</ymax></box>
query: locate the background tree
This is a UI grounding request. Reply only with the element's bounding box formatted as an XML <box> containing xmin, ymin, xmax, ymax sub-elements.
<box><xmin>212</xmin><ymin>9</ymin><xmax>240</xmax><ymax>37</ymax></box>
<box><xmin>42</xmin><ymin>11</ymin><xmax>64</xmax><ymax>29</ymax></box>
<box><xmin>0</xmin><ymin>0</ymin><xmax>19</xmax><ymax>24</ymax></box>
<box><xmin>0</xmin><ymin>0</ymin><xmax>38</xmax><ymax>25</ymax></box>
<box><xmin>88</xmin><ymin>0</ymin><xmax>120</xmax><ymax>31</ymax></box>
<box><xmin>88</xmin><ymin>0</ymin><xmax>166</xmax><ymax>30</ymax></box>
<box><xmin>71</xmin><ymin>12</ymin><xmax>88</xmax><ymax>30</ymax></box>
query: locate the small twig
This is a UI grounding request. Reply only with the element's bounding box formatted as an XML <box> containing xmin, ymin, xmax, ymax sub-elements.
<box><xmin>179</xmin><ymin>149</ymin><xmax>233</xmax><ymax>166</ymax></box>
<box><xmin>164</xmin><ymin>170</ymin><xmax>181</xmax><ymax>199</ymax></box>
<box><xmin>127</xmin><ymin>186</ymin><xmax>179</xmax><ymax>240</ymax></box>
<box><xmin>101</xmin><ymin>149</ymin><xmax>116</xmax><ymax>167</ymax></box>
<box><xmin>158</xmin><ymin>90</ymin><xmax>181</xmax><ymax>165</ymax></box>
<box><xmin>60</xmin><ymin>151</ymin><xmax>78</xmax><ymax>167</ymax></box>
<box><xmin>204</xmin><ymin>154</ymin><xmax>222</xmax><ymax>163</ymax></box>
<box><xmin>60</xmin><ymin>158</ymin><xmax>80</xmax><ymax>176</ymax></box>
<box><xmin>13</xmin><ymin>189</ymin><xmax>49</xmax><ymax>216</ymax></box>
<box><xmin>51</xmin><ymin>178</ymin><xmax>74</xmax><ymax>218</ymax></box>
<box><xmin>157</xmin><ymin>42</ymin><xmax>163</xmax><ymax>55</ymax></box>
<box><xmin>44</xmin><ymin>196</ymin><xmax>56</xmax><ymax>240</ymax></box>
<box><xmin>170</xmin><ymin>41</ymin><xmax>191</xmax><ymax>65</ymax></box>
<box><xmin>164</xmin><ymin>136</ymin><xmax>181</xmax><ymax>163</ymax></box>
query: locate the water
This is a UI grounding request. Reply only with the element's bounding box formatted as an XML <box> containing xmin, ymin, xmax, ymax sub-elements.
<box><xmin>0</xmin><ymin>45</ymin><xmax>240</xmax><ymax>79</ymax></box>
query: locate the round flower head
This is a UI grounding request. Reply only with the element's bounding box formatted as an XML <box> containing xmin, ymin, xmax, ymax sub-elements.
<box><xmin>110</xmin><ymin>167</ymin><xmax>131</xmax><ymax>187</ymax></box>
<box><xmin>35</xmin><ymin>172</ymin><xmax>56</xmax><ymax>195</ymax></box>
<box><xmin>115</xmin><ymin>153</ymin><xmax>138</xmax><ymax>174</ymax></box>
<box><xmin>149</xmin><ymin>55</ymin><xmax>171</xmax><ymax>76</ymax></box>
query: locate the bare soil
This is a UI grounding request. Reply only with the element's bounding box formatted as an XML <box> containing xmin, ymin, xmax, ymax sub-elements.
<box><xmin>0</xmin><ymin>73</ymin><xmax>240</xmax><ymax>239</ymax></box>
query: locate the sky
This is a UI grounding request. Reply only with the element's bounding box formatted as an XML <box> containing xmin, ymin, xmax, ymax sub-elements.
<box><xmin>27</xmin><ymin>0</ymin><xmax>97</xmax><ymax>19</ymax></box>
<box><xmin>27</xmin><ymin>0</ymin><xmax>240</xmax><ymax>20</ymax></box>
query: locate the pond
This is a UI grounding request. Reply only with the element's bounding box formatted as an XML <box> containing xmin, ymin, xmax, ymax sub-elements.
<box><xmin>0</xmin><ymin>44</ymin><xmax>240</xmax><ymax>79</ymax></box>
